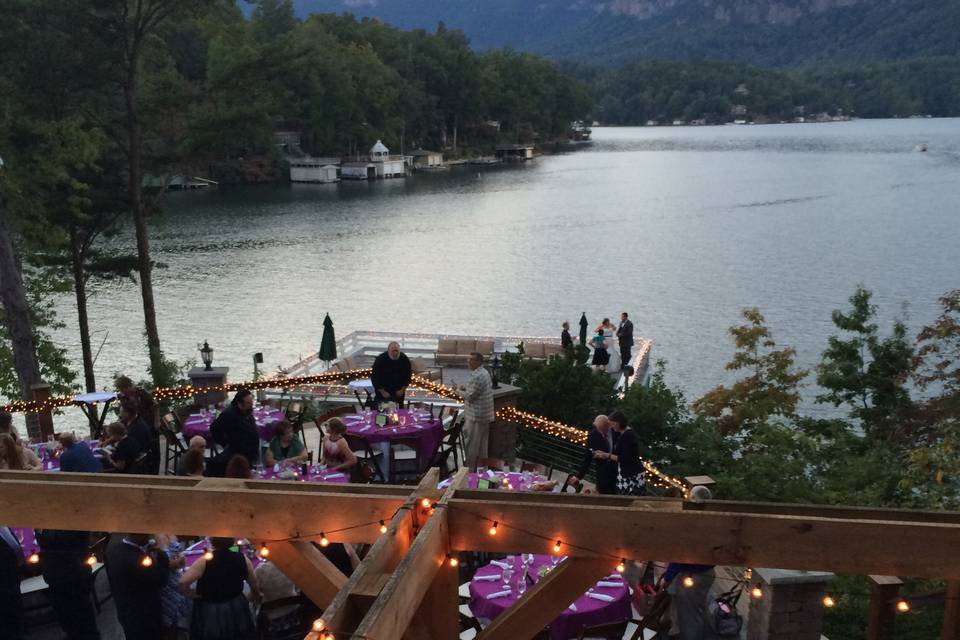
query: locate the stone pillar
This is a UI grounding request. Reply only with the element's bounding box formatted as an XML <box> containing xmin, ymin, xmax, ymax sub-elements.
<box><xmin>29</xmin><ymin>382</ymin><xmax>54</xmax><ymax>441</ymax></box>
<box><xmin>748</xmin><ymin>568</ymin><xmax>833</xmax><ymax>640</ymax></box>
<box><xmin>188</xmin><ymin>367</ymin><xmax>230</xmax><ymax>408</ymax></box>
<box><xmin>488</xmin><ymin>384</ymin><xmax>521</xmax><ymax>464</ymax></box>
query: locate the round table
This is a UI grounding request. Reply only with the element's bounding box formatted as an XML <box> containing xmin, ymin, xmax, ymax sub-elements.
<box><xmin>469</xmin><ymin>555</ymin><xmax>631</xmax><ymax>640</ymax></box>
<box><xmin>182</xmin><ymin>408</ymin><xmax>285</xmax><ymax>442</ymax></box>
<box><xmin>342</xmin><ymin>410</ymin><xmax>443</xmax><ymax>479</ymax></box>
<box><xmin>439</xmin><ymin>471</ymin><xmax>552</xmax><ymax>492</ymax></box>
<box><xmin>11</xmin><ymin>528</ymin><xmax>39</xmax><ymax>558</ymax></box>
<box><xmin>253</xmin><ymin>464</ymin><xmax>350</xmax><ymax>484</ymax></box>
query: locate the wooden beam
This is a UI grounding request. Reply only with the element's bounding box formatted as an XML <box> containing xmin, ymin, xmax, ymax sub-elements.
<box><xmin>475</xmin><ymin>557</ymin><xmax>612</xmax><ymax>640</ymax></box>
<box><xmin>0</xmin><ymin>476</ymin><xmax>404</xmax><ymax>544</ymax></box>
<box><xmin>317</xmin><ymin>468</ymin><xmax>444</xmax><ymax>638</ymax></box>
<box><xmin>353</xmin><ymin>468</ymin><xmax>470</xmax><ymax>640</ymax></box>
<box><xmin>447</xmin><ymin>497</ymin><xmax>960</xmax><ymax>579</ymax></box>
<box><xmin>264</xmin><ymin>540</ymin><xmax>347</xmax><ymax>609</ymax></box>
<box><xmin>866</xmin><ymin>575</ymin><xmax>902</xmax><ymax>640</ymax></box>
<box><xmin>685</xmin><ymin>498</ymin><xmax>960</xmax><ymax>525</ymax></box>
<box><xmin>943</xmin><ymin>580</ymin><xmax>960</xmax><ymax>640</ymax></box>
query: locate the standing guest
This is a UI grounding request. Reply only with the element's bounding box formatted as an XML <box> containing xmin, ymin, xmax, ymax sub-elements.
<box><xmin>0</xmin><ymin>525</ymin><xmax>24</xmax><ymax>640</ymax></box>
<box><xmin>105</xmin><ymin>532</ymin><xmax>170</xmax><ymax>640</ymax></box>
<box><xmin>371</xmin><ymin>341</ymin><xmax>412</xmax><ymax>407</ymax></box>
<box><xmin>35</xmin><ymin>529</ymin><xmax>101</xmax><ymax>640</ymax></box>
<box><xmin>590</xmin><ymin>328</ymin><xmax>609</xmax><ymax>371</ymax></box>
<box><xmin>664</xmin><ymin>486</ymin><xmax>716</xmax><ymax>640</ymax></box>
<box><xmin>176</xmin><ymin>436</ymin><xmax>207</xmax><ymax>476</ymax></box>
<box><xmin>105</xmin><ymin>422</ymin><xmax>145</xmax><ymax>474</ymax></box>
<box><xmin>181</xmin><ymin>448</ymin><xmax>206</xmax><ymax>478</ymax></box>
<box><xmin>264</xmin><ymin>420</ymin><xmax>308</xmax><ymax>466</ymax></box>
<box><xmin>459</xmin><ymin>352</ymin><xmax>494</xmax><ymax>469</ymax></box>
<box><xmin>120</xmin><ymin>401</ymin><xmax>158</xmax><ymax>474</ymax></box>
<box><xmin>570</xmin><ymin>415</ymin><xmax>620</xmax><ymax>495</ymax></box>
<box><xmin>560</xmin><ymin>321</ymin><xmax>573</xmax><ymax>350</ymax></box>
<box><xmin>179</xmin><ymin>536</ymin><xmax>260</xmax><ymax>640</ymax></box>
<box><xmin>0</xmin><ymin>433</ymin><xmax>39</xmax><ymax>471</ymax></box>
<box><xmin>320</xmin><ymin>418</ymin><xmax>357</xmax><ymax>472</ymax></box>
<box><xmin>601</xmin><ymin>410</ymin><xmax>646</xmax><ymax>496</ymax></box>
<box><xmin>154</xmin><ymin>533</ymin><xmax>190</xmax><ymax>639</ymax></box>
<box><xmin>59</xmin><ymin>433</ymin><xmax>103</xmax><ymax>473</ymax></box>
<box><xmin>254</xmin><ymin>561</ymin><xmax>300</xmax><ymax>634</ymax></box>
<box><xmin>616</xmin><ymin>312</ymin><xmax>635</xmax><ymax>371</ymax></box>
<box><xmin>209</xmin><ymin>389</ymin><xmax>259</xmax><ymax>475</ymax></box>
<box><xmin>114</xmin><ymin>375</ymin><xmax>157</xmax><ymax>429</ymax></box>
<box><xmin>224</xmin><ymin>454</ymin><xmax>252</xmax><ymax>479</ymax></box>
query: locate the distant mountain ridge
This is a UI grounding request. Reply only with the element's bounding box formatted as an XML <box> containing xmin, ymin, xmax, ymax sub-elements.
<box><xmin>288</xmin><ymin>0</ymin><xmax>960</xmax><ymax>66</ymax></box>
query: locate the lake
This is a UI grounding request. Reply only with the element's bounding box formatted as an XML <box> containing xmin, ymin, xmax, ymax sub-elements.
<box><xmin>56</xmin><ymin>118</ymin><xmax>960</xmax><ymax>413</ymax></box>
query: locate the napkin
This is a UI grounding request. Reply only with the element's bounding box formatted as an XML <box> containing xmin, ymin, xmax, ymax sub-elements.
<box><xmin>595</xmin><ymin>581</ymin><xmax>623</xmax><ymax>588</ymax></box>
<box><xmin>473</xmin><ymin>574</ymin><xmax>500</xmax><ymax>582</ymax></box>
<box><xmin>568</xmin><ymin>603</ymin><xmax>577</xmax><ymax>612</ymax></box>
<box><xmin>324</xmin><ymin>473</ymin><xmax>345</xmax><ymax>479</ymax></box>
<box><xmin>587</xmin><ymin>592</ymin><xmax>616</xmax><ymax>602</ymax></box>
<box><xmin>489</xmin><ymin>560</ymin><xmax>511</xmax><ymax>570</ymax></box>
<box><xmin>486</xmin><ymin>590</ymin><xmax>511</xmax><ymax>599</ymax></box>
<box><xmin>359</xmin><ymin>425</ymin><xmax>371</xmax><ymax>432</ymax></box>
<box><xmin>605</xmin><ymin>574</ymin><xmax>624</xmax><ymax>581</ymax></box>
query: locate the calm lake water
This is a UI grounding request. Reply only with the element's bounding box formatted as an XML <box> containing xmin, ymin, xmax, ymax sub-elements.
<box><xmin>54</xmin><ymin>119</ymin><xmax>960</xmax><ymax>413</ymax></box>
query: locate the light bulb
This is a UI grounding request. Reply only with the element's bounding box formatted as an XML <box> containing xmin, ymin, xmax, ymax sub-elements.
<box><xmin>379</xmin><ymin>520</ymin><xmax>388</xmax><ymax>534</ymax></box>
<box><xmin>553</xmin><ymin>540</ymin><xmax>562</xmax><ymax>553</ymax></box>
<box><xmin>141</xmin><ymin>555</ymin><xmax>153</xmax><ymax>567</ymax></box>
<box><xmin>448</xmin><ymin>554</ymin><xmax>459</xmax><ymax>567</ymax></box>
<box><xmin>489</xmin><ymin>521</ymin><xmax>498</xmax><ymax>536</ymax></box>
<box><xmin>27</xmin><ymin>552</ymin><xmax>40</xmax><ymax>565</ymax></box>
<box><xmin>86</xmin><ymin>554</ymin><xmax>97</xmax><ymax>566</ymax></box>
<box><xmin>750</xmin><ymin>586</ymin><xmax>762</xmax><ymax>600</ymax></box>
<box><xmin>682</xmin><ymin>576</ymin><xmax>695</xmax><ymax>588</ymax></box>
<box><xmin>312</xmin><ymin>619</ymin><xmax>325</xmax><ymax>631</ymax></box>
<box><xmin>896</xmin><ymin>599</ymin><xmax>910</xmax><ymax>613</ymax></box>
<box><xmin>203</xmin><ymin>549</ymin><xmax>214</xmax><ymax>561</ymax></box>
<box><xmin>616</xmin><ymin>560</ymin><xmax>626</xmax><ymax>573</ymax></box>
<box><xmin>319</xmin><ymin>534</ymin><xmax>330</xmax><ymax>547</ymax></box>
<box><xmin>259</xmin><ymin>544</ymin><xmax>270</xmax><ymax>558</ymax></box>
<box><xmin>421</xmin><ymin>498</ymin><xmax>431</xmax><ymax>508</ymax></box>
<box><xmin>822</xmin><ymin>595</ymin><xmax>835</xmax><ymax>608</ymax></box>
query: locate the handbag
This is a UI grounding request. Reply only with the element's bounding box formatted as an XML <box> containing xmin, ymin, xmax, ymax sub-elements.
<box><xmin>708</xmin><ymin>584</ymin><xmax>744</xmax><ymax>637</ymax></box>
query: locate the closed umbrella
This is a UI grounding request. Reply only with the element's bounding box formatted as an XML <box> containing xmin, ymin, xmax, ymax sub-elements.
<box><xmin>578</xmin><ymin>312</ymin><xmax>589</xmax><ymax>346</ymax></box>
<box><xmin>319</xmin><ymin>313</ymin><xmax>337</xmax><ymax>364</ymax></box>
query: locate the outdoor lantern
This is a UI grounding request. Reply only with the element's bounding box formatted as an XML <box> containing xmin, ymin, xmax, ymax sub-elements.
<box><xmin>199</xmin><ymin>340</ymin><xmax>214</xmax><ymax>371</ymax></box>
<box><xmin>491</xmin><ymin>354</ymin><xmax>501</xmax><ymax>389</ymax></box>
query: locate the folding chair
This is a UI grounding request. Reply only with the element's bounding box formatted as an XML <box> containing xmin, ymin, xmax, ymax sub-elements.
<box><xmin>344</xmin><ymin>434</ymin><xmax>385</xmax><ymax>483</ymax></box>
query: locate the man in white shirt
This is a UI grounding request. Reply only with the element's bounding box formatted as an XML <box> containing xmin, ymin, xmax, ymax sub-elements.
<box><xmin>459</xmin><ymin>352</ymin><xmax>494</xmax><ymax>469</ymax></box>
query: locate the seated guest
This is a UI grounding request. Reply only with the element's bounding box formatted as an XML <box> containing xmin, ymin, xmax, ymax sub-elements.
<box><xmin>120</xmin><ymin>401</ymin><xmax>157</xmax><ymax>473</ymax></box>
<box><xmin>181</xmin><ymin>448</ymin><xmax>205</xmax><ymax>478</ymax></box>
<box><xmin>321</xmin><ymin>418</ymin><xmax>357</xmax><ymax>472</ymax></box>
<box><xmin>224</xmin><ymin>454</ymin><xmax>252</xmax><ymax>479</ymax></box>
<box><xmin>209</xmin><ymin>390</ymin><xmax>258</xmax><ymax>475</ymax></box>
<box><xmin>58</xmin><ymin>432</ymin><xmax>103</xmax><ymax>473</ymax></box>
<box><xmin>176</xmin><ymin>436</ymin><xmax>207</xmax><ymax>476</ymax></box>
<box><xmin>0</xmin><ymin>433</ymin><xmax>40</xmax><ymax>470</ymax></box>
<box><xmin>0</xmin><ymin>415</ymin><xmax>41</xmax><ymax>470</ymax></box>
<box><xmin>371</xmin><ymin>341</ymin><xmax>412</xmax><ymax>407</ymax></box>
<box><xmin>264</xmin><ymin>420</ymin><xmax>308</xmax><ymax>466</ymax></box>
<box><xmin>569</xmin><ymin>414</ymin><xmax>619</xmax><ymax>495</ymax></box>
<box><xmin>0</xmin><ymin>411</ymin><xmax>17</xmax><ymax>439</ymax></box>
<box><xmin>179</xmin><ymin>536</ymin><xmax>260</xmax><ymax>640</ymax></box>
<box><xmin>106</xmin><ymin>422</ymin><xmax>144</xmax><ymax>474</ymax></box>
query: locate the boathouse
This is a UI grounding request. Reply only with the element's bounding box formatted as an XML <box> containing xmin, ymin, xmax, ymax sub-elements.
<box><xmin>495</xmin><ymin>143</ymin><xmax>535</xmax><ymax>162</ymax></box>
<box><xmin>289</xmin><ymin>157</ymin><xmax>340</xmax><ymax>183</ymax></box>
<box><xmin>410</xmin><ymin>149</ymin><xmax>444</xmax><ymax>169</ymax></box>
<box><xmin>369</xmin><ymin>140</ymin><xmax>406</xmax><ymax>178</ymax></box>
<box><xmin>341</xmin><ymin>161</ymin><xmax>377</xmax><ymax>180</ymax></box>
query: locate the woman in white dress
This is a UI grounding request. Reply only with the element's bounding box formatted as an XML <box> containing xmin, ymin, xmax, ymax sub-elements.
<box><xmin>598</xmin><ymin>318</ymin><xmax>621</xmax><ymax>373</ymax></box>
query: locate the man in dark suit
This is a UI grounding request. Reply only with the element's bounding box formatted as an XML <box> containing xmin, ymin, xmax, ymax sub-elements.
<box><xmin>120</xmin><ymin>401</ymin><xmax>159</xmax><ymax>474</ymax></box>
<box><xmin>616</xmin><ymin>312</ymin><xmax>634</xmax><ymax>371</ymax></box>
<box><xmin>0</xmin><ymin>526</ymin><xmax>24</xmax><ymax>640</ymax></box>
<box><xmin>36</xmin><ymin>529</ymin><xmax>101</xmax><ymax>639</ymax></box>
<box><xmin>371</xmin><ymin>342</ymin><xmax>412</xmax><ymax>408</ymax></box>
<box><xmin>571</xmin><ymin>415</ymin><xmax>620</xmax><ymax>494</ymax></box>
<box><xmin>209</xmin><ymin>389</ymin><xmax>259</xmax><ymax>476</ymax></box>
<box><xmin>105</xmin><ymin>533</ymin><xmax>169</xmax><ymax>640</ymax></box>
<box><xmin>560</xmin><ymin>322</ymin><xmax>573</xmax><ymax>350</ymax></box>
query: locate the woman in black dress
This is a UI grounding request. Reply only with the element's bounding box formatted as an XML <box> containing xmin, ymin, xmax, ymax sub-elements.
<box><xmin>598</xmin><ymin>411</ymin><xmax>646</xmax><ymax>496</ymax></box>
<box><xmin>179</xmin><ymin>537</ymin><xmax>260</xmax><ymax>640</ymax></box>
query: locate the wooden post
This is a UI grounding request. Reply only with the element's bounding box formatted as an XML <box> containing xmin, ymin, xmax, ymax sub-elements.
<box><xmin>867</xmin><ymin>575</ymin><xmax>903</xmax><ymax>640</ymax></box>
<box><xmin>264</xmin><ymin>540</ymin><xmax>347</xmax><ymax>609</ymax></box>
<box><xmin>942</xmin><ymin>580</ymin><xmax>960</xmax><ymax>640</ymax></box>
<box><xmin>30</xmin><ymin>382</ymin><xmax>54</xmax><ymax>441</ymax></box>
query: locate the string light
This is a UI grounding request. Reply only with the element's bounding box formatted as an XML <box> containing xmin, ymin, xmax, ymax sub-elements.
<box><xmin>822</xmin><ymin>595</ymin><xmax>835</xmax><ymax>608</ymax></box>
<box><xmin>379</xmin><ymin>520</ymin><xmax>388</xmax><ymax>534</ymax></box>
<box><xmin>27</xmin><ymin>552</ymin><xmax>40</xmax><ymax>564</ymax></box>
<box><xmin>447</xmin><ymin>553</ymin><xmax>459</xmax><ymax>567</ymax></box>
<box><xmin>489</xmin><ymin>521</ymin><xmax>499</xmax><ymax>536</ymax></box>
<box><xmin>896</xmin><ymin>599</ymin><xmax>911</xmax><ymax>613</ymax></box>
<box><xmin>743</xmin><ymin>568</ymin><xmax>753</xmax><ymax>581</ymax></box>
<box><xmin>682</xmin><ymin>576</ymin><xmax>695</xmax><ymax>588</ymax></box>
<box><xmin>421</xmin><ymin>498</ymin><xmax>431</xmax><ymax>509</ymax></box>
<box><xmin>325</xmin><ymin>634</ymin><xmax>335</xmax><ymax>640</ymax></box>
<box><xmin>319</xmin><ymin>533</ymin><xmax>330</xmax><ymax>547</ymax></box>
<box><xmin>751</xmin><ymin>585</ymin><xmax>763</xmax><ymax>599</ymax></box>
<box><xmin>86</xmin><ymin>554</ymin><xmax>97</xmax><ymax>566</ymax></box>
<box><xmin>203</xmin><ymin>549</ymin><xmax>214</xmax><ymax>561</ymax></box>
<box><xmin>553</xmin><ymin>540</ymin><xmax>562</xmax><ymax>553</ymax></box>
<box><xmin>259</xmin><ymin>544</ymin><xmax>270</xmax><ymax>558</ymax></box>
<box><xmin>141</xmin><ymin>555</ymin><xmax>153</xmax><ymax>567</ymax></box>
<box><xmin>312</xmin><ymin>619</ymin><xmax>325</xmax><ymax>632</ymax></box>
<box><xmin>616</xmin><ymin>559</ymin><xmax>626</xmax><ymax>573</ymax></box>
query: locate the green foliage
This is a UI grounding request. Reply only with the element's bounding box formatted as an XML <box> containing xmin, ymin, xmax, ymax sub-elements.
<box><xmin>619</xmin><ymin>360</ymin><xmax>691</xmax><ymax>466</ymax></box>
<box><xmin>512</xmin><ymin>350</ymin><xmax>618</xmax><ymax>427</ymax></box>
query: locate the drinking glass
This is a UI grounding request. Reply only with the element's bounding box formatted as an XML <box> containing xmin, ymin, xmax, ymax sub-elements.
<box><xmin>477</xmin><ymin>466</ymin><xmax>488</xmax><ymax>476</ymax></box>
<box><xmin>501</xmin><ymin>566</ymin><xmax>513</xmax><ymax>590</ymax></box>
<box><xmin>550</xmin><ymin>555</ymin><xmax>560</xmax><ymax>567</ymax></box>
<box><xmin>517</xmin><ymin>569</ymin><xmax>527</xmax><ymax>596</ymax></box>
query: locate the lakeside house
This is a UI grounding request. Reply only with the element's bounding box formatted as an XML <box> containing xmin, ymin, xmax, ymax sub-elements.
<box><xmin>410</xmin><ymin>149</ymin><xmax>444</xmax><ymax>169</ymax></box>
<box><xmin>342</xmin><ymin>141</ymin><xmax>407</xmax><ymax>180</ymax></box>
<box><xmin>289</xmin><ymin>157</ymin><xmax>341</xmax><ymax>183</ymax></box>
<box><xmin>495</xmin><ymin>144</ymin><xmax>535</xmax><ymax>162</ymax></box>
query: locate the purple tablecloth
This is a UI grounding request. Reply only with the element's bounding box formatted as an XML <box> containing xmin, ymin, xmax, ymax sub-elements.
<box><xmin>439</xmin><ymin>471</ymin><xmax>551</xmax><ymax>492</ymax></box>
<box><xmin>182</xmin><ymin>408</ymin><xmax>284</xmax><ymax>441</ymax></box>
<box><xmin>342</xmin><ymin>410</ymin><xmax>443</xmax><ymax>461</ymax></box>
<box><xmin>469</xmin><ymin>555</ymin><xmax>631</xmax><ymax>640</ymax></box>
<box><xmin>30</xmin><ymin>439</ymin><xmax>104</xmax><ymax>471</ymax></box>
<box><xmin>253</xmin><ymin>464</ymin><xmax>350</xmax><ymax>484</ymax></box>
<box><xmin>11</xmin><ymin>527</ymin><xmax>39</xmax><ymax>558</ymax></box>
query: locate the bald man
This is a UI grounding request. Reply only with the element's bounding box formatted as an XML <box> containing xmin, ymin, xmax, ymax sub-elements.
<box><xmin>371</xmin><ymin>342</ymin><xmax>412</xmax><ymax>408</ymax></box>
<box><xmin>571</xmin><ymin>414</ymin><xmax>620</xmax><ymax>494</ymax></box>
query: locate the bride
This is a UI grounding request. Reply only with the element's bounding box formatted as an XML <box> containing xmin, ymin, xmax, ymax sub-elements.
<box><xmin>598</xmin><ymin>318</ymin><xmax>621</xmax><ymax>373</ymax></box>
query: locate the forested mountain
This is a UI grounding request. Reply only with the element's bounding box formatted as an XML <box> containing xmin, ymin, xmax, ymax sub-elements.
<box><xmin>286</xmin><ymin>0</ymin><xmax>960</xmax><ymax>67</ymax></box>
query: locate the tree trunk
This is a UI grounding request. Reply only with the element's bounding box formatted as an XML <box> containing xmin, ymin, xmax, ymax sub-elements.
<box><xmin>0</xmin><ymin>191</ymin><xmax>44</xmax><ymax>439</ymax></box>
<box><xmin>69</xmin><ymin>227</ymin><xmax>96</xmax><ymax>393</ymax></box>
<box><xmin>124</xmin><ymin>54</ymin><xmax>164</xmax><ymax>385</ymax></box>
<box><xmin>452</xmin><ymin>116</ymin><xmax>458</xmax><ymax>154</ymax></box>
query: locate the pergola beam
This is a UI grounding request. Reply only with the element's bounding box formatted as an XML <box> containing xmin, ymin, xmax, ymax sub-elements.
<box><xmin>265</xmin><ymin>540</ymin><xmax>348</xmax><ymax>609</ymax></box>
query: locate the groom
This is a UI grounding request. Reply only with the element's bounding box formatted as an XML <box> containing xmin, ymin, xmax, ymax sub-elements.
<box><xmin>616</xmin><ymin>312</ymin><xmax>634</xmax><ymax>370</ymax></box>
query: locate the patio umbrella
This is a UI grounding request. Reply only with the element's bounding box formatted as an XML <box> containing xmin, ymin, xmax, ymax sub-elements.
<box><xmin>319</xmin><ymin>313</ymin><xmax>337</xmax><ymax>364</ymax></box>
<box><xmin>578</xmin><ymin>312</ymin><xmax>589</xmax><ymax>346</ymax></box>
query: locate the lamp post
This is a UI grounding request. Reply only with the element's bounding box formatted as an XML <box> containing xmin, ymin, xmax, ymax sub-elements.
<box><xmin>198</xmin><ymin>340</ymin><xmax>213</xmax><ymax>371</ymax></box>
<box><xmin>491</xmin><ymin>354</ymin><xmax>501</xmax><ymax>389</ymax></box>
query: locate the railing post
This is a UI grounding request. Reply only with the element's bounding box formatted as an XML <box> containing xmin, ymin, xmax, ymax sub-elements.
<box><xmin>943</xmin><ymin>580</ymin><xmax>960</xmax><ymax>640</ymax></box>
<box><xmin>867</xmin><ymin>575</ymin><xmax>903</xmax><ymax>640</ymax></box>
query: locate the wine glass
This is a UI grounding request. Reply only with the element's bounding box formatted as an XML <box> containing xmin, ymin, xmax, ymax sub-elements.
<box><xmin>517</xmin><ymin>568</ymin><xmax>527</xmax><ymax>596</ymax></box>
<box><xmin>501</xmin><ymin>566</ymin><xmax>513</xmax><ymax>591</ymax></box>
